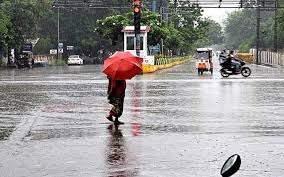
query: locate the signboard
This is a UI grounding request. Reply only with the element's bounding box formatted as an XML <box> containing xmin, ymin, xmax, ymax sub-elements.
<box><xmin>67</xmin><ymin>46</ymin><xmax>74</xmax><ymax>51</ymax></box>
<box><xmin>21</xmin><ymin>43</ymin><xmax>33</xmax><ymax>53</ymax></box>
<box><xmin>149</xmin><ymin>44</ymin><xmax>160</xmax><ymax>51</ymax></box>
<box><xmin>58</xmin><ymin>48</ymin><xmax>64</xmax><ymax>53</ymax></box>
<box><xmin>58</xmin><ymin>43</ymin><xmax>63</xmax><ymax>48</ymax></box>
<box><xmin>149</xmin><ymin>45</ymin><xmax>160</xmax><ymax>55</ymax></box>
<box><xmin>29</xmin><ymin>38</ymin><xmax>40</xmax><ymax>47</ymax></box>
<box><xmin>50</xmin><ymin>49</ymin><xmax>57</xmax><ymax>55</ymax></box>
<box><xmin>143</xmin><ymin>55</ymin><xmax>155</xmax><ymax>65</ymax></box>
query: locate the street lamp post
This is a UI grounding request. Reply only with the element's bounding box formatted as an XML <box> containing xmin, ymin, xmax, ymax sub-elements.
<box><xmin>57</xmin><ymin>7</ymin><xmax>60</xmax><ymax>60</ymax></box>
<box><xmin>256</xmin><ymin>0</ymin><xmax>260</xmax><ymax>64</ymax></box>
<box><xmin>274</xmin><ymin>0</ymin><xmax>278</xmax><ymax>52</ymax></box>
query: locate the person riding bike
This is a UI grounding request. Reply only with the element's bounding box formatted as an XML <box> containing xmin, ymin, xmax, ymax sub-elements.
<box><xmin>223</xmin><ymin>50</ymin><xmax>242</xmax><ymax>72</ymax></box>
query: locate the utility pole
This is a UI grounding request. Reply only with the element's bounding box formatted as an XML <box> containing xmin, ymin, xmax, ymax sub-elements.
<box><xmin>256</xmin><ymin>0</ymin><xmax>260</xmax><ymax>64</ymax></box>
<box><xmin>152</xmin><ymin>0</ymin><xmax>156</xmax><ymax>13</ymax></box>
<box><xmin>274</xmin><ymin>0</ymin><xmax>278</xmax><ymax>52</ymax></box>
<box><xmin>159</xmin><ymin>0</ymin><xmax>169</xmax><ymax>55</ymax></box>
<box><xmin>133</xmin><ymin>0</ymin><xmax>141</xmax><ymax>56</ymax></box>
<box><xmin>57</xmin><ymin>7</ymin><xmax>60</xmax><ymax>60</ymax></box>
<box><xmin>159</xmin><ymin>0</ymin><xmax>168</xmax><ymax>25</ymax></box>
<box><xmin>174</xmin><ymin>0</ymin><xmax>178</xmax><ymax>27</ymax></box>
<box><xmin>159</xmin><ymin>6</ymin><xmax>164</xmax><ymax>55</ymax></box>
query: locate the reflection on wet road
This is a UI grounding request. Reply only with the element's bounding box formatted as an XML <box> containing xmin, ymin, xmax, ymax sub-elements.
<box><xmin>106</xmin><ymin>124</ymin><xmax>138</xmax><ymax>177</ymax></box>
<box><xmin>0</xmin><ymin>62</ymin><xmax>284</xmax><ymax>176</ymax></box>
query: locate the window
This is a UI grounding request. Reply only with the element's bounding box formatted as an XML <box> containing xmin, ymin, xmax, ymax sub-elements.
<box><xmin>140</xmin><ymin>36</ymin><xmax>144</xmax><ymax>50</ymax></box>
<box><xmin>127</xmin><ymin>36</ymin><xmax>144</xmax><ymax>50</ymax></box>
<box><xmin>127</xmin><ymin>36</ymin><xmax>134</xmax><ymax>50</ymax></box>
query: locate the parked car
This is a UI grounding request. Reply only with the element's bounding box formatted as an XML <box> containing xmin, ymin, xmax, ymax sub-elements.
<box><xmin>67</xmin><ymin>55</ymin><xmax>83</xmax><ymax>65</ymax></box>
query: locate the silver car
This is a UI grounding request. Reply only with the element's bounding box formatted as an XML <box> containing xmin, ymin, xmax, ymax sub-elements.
<box><xmin>67</xmin><ymin>55</ymin><xmax>83</xmax><ymax>65</ymax></box>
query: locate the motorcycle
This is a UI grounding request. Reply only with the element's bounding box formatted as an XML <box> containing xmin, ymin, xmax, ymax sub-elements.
<box><xmin>219</xmin><ymin>56</ymin><xmax>251</xmax><ymax>78</ymax></box>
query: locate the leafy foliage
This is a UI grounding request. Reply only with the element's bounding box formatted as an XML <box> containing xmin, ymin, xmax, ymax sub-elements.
<box><xmin>0</xmin><ymin>0</ymin><xmax>226</xmax><ymax>58</ymax></box>
<box><xmin>193</xmin><ymin>18</ymin><xmax>224</xmax><ymax>48</ymax></box>
<box><xmin>33</xmin><ymin>37</ymin><xmax>53</xmax><ymax>55</ymax></box>
<box><xmin>224</xmin><ymin>9</ymin><xmax>256</xmax><ymax>50</ymax></box>
<box><xmin>0</xmin><ymin>9</ymin><xmax>10</xmax><ymax>44</ymax></box>
<box><xmin>224</xmin><ymin>2</ymin><xmax>284</xmax><ymax>52</ymax></box>
<box><xmin>277</xmin><ymin>9</ymin><xmax>284</xmax><ymax>49</ymax></box>
<box><xmin>96</xmin><ymin>2</ymin><xmax>219</xmax><ymax>55</ymax></box>
<box><xmin>0</xmin><ymin>0</ymin><xmax>52</xmax><ymax>55</ymax></box>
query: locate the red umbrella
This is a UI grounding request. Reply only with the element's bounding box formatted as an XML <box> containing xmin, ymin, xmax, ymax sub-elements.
<box><xmin>103</xmin><ymin>51</ymin><xmax>143</xmax><ymax>80</ymax></box>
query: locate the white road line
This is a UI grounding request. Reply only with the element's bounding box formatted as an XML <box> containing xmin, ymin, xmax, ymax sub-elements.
<box><xmin>1</xmin><ymin>78</ymin><xmax>284</xmax><ymax>85</ymax></box>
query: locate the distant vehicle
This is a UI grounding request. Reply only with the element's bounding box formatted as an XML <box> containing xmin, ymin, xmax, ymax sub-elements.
<box><xmin>15</xmin><ymin>52</ymin><xmax>34</xmax><ymax>69</ymax></box>
<box><xmin>195</xmin><ymin>48</ymin><xmax>213</xmax><ymax>75</ymax></box>
<box><xmin>215</xmin><ymin>51</ymin><xmax>221</xmax><ymax>58</ymax></box>
<box><xmin>67</xmin><ymin>55</ymin><xmax>83</xmax><ymax>65</ymax></box>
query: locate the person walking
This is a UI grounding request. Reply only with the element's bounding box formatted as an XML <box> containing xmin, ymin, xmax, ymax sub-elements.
<box><xmin>106</xmin><ymin>76</ymin><xmax>126</xmax><ymax>124</ymax></box>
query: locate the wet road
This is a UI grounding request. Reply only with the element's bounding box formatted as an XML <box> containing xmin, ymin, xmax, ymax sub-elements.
<box><xmin>0</xmin><ymin>60</ymin><xmax>284</xmax><ymax>177</ymax></box>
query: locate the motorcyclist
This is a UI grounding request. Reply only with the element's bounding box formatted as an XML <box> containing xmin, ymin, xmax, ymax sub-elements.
<box><xmin>219</xmin><ymin>50</ymin><xmax>251</xmax><ymax>77</ymax></box>
<box><xmin>219</xmin><ymin>50</ymin><xmax>227</xmax><ymax>63</ymax></box>
<box><xmin>223</xmin><ymin>50</ymin><xmax>241</xmax><ymax>72</ymax></box>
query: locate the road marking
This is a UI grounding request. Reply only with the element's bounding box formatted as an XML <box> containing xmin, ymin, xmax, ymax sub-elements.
<box><xmin>148</xmin><ymin>78</ymin><xmax>284</xmax><ymax>82</ymax></box>
<box><xmin>1</xmin><ymin>78</ymin><xmax>284</xmax><ymax>85</ymax></box>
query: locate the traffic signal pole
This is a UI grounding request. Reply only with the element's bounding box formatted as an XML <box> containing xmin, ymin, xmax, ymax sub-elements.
<box><xmin>133</xmin><ymin>0</ymin><xmax>141</xmax><ymax>57</ymax></box>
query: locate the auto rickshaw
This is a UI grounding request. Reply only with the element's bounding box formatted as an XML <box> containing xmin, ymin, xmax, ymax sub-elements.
<box><xmin>195</xmin><ymin>48</ymin><xmax>213</xmax><ymax>75</ymax></box>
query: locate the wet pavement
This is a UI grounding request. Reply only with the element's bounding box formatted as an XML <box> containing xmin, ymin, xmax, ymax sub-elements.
<box><xmin>0</xmin><ymin>59</ymin><xmax>284</xmax><ymax>177</ymax></box>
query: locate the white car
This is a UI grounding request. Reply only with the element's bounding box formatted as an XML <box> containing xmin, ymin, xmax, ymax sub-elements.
<box><xmin>67</xmin><ymin>55</ymin><xmax>83</xmax><ymax>65</ymax></box>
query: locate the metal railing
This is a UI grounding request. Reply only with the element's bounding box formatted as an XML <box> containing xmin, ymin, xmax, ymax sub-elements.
<box><xmin>250</xmin><ymin>49</ymin><xmax>284</xmax><ymax>67</ymax></box>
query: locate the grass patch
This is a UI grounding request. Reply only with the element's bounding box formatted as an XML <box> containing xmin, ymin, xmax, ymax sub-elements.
<box><xmin>48</xmin><ymin>59</ymin><xmax>66</xmax><ymax>66</ymax></box>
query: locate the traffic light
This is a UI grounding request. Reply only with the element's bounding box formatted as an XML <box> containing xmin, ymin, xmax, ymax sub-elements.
<box><xmin>133</xmin><ymin>0</ymin><xmax>141</xmax><ymax>35</ymax></box>
<box><xmin>219</xmin><ymin>0</ymin><xmax>222</xmax><ymax>7</ymax></box>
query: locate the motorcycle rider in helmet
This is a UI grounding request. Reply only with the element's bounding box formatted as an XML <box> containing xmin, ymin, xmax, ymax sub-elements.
<box><xmin>223</xmin><ymin>50</ymin><xmax>236</xmax><ymax>72</ymax></box>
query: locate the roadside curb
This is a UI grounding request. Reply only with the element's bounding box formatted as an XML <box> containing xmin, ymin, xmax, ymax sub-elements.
<box><xmin>142</xmin><ymin>58</ymin><xmax>191</xmax><ymax>74</ymax></box>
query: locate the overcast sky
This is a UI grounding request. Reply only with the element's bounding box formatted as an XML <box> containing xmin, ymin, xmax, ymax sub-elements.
<box><xmin>202</xmin><ymin>8</ymin><xmax>236</xmax><ymax>26</ymax></box>
<box><xmin>198</xmin><ymin>0</ymin><xmax>240</xmax><ymax>26</ymax></box>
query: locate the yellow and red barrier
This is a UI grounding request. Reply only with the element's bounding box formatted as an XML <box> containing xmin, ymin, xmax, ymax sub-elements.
<box><xmin>235</xmin><ymin>53</ymin><xmax>254</xmax><ymax>63</ymax></box>
<box><xmin>142</xmin><ymin>56</ymin><xmax>191</xmax><ymax>74</ymax></box>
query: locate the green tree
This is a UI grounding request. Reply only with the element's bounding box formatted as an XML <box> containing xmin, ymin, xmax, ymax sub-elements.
<box><xmin>96</xmin><ymin>14</ymin><xmax>128</xmax><ymax>47</ymax></box>
<box><xmin>96</xmin><ymin>11</ymin><xmax>169</xmax><ymax>50</ymax></box>
<box><xmin>224</xmin><ymin>9</ymin><xmax>256</xmax><ymax>50</ymax></box>
<box><xmin>39</xmin><ymin>0</ymin><xmax>131</xmax><ymax>56</ymax></box>
<box><xmin>33</xmin><ymin>37</ymin><xmax>53</xmax><ymax>55</ymax></box>
<box><xmin>0</xmin><ymin>9</ymin><xmax>10</xmax><ymax>47</ymax></box>
<box><xmin>194</xmin><ymin>18</ymin><xmax>224</xmax><ymax>47</ymax></box>
<box><xmin>0</xmin><ymin>10</ymin><xmax>9</xmax><ymax>38</ymax></box>
<box><xmin>168</xmin><ymin>1</ymin><xmax>208</xmax><ymax>53</ymax></box>
<box><xmin>277</xmin><ymin>9</ymin><xmax>284</xmax><ymax>49</ymax></box>
<box><xmin>224</xmin><ymin>0</ymin><xmax>284</xmax><ymax>51</ymax></box>
<box><xmin>206</xmin><ymin>19</ymin><xmax>224</xmax><ymax>45</ymax></box>
<box><xmin>163</xmin><ymin>23</ymin><xmax>184</xmax><ymax>53</ymax></box>
<box><xmin>0</xmin><ymin>0</ymin><xmax>48</xmax><ymax>56</ymax></box>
